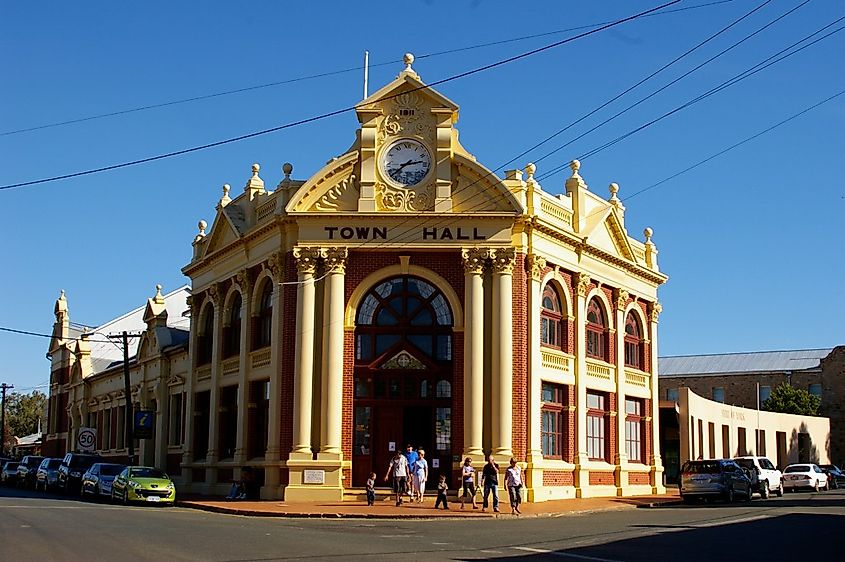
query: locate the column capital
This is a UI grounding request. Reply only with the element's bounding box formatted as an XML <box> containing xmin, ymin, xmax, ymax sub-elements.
<box><xmin>462</xmin><ymin>247</ymin><xmax>487</xmax><ymax>275</ymax></box>
<box><xmin>613</xmin><ymin>288</ymin><xmax>629</xmax><ymax>312</ymax></box>
<box><xmin>321</xmin><ymin>247</ymin><xmax>348</xmax><ymax>275</ymax></box>
<box><xmin>266</xmin><ymin>251</ymin><xmax>284</xmax><ymax>280</ymax></box>
<box><xmin>649</xmin><ymin>301</ymin><xmax>663</xmax><ymax>323</ymax></box>
<box><xmin>207</xmin><ymin>283</ymin><xmax>222</xmax><ymax>306</ymax></box>
<box><xmin>236</xmin><ymin>268</ymin><xmax>252</xmax><ymax>296</ymax></box>
<box><xmin>292</xmin><ymin>246</ymin><xmax>321</xmax><ymax>275</ymax></box>
<box><xmin>489</xmin><ymin>247</ymin><xmax>516</xmax><ymax>275</ymax></box>
<box><xmin>575</xmin><ymin>272</ymin><xmax>591</xmax><ymax>297</ymax></box>
<box><xmin>526</xmin><ymin>253</ymin><xmax>546</xmax><ymax>281</ymax></box>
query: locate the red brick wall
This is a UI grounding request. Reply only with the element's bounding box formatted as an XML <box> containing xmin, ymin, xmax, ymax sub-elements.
<box><xmin>644</xmin><ymin>398</ymin><xmax>653</xmax><ymax>463</ymax></box>
<box><xmin>637</xmin><ymin>300</ymin><xmax>652</xmax><ymax>373</ymax></box>
<box><xmin>602</xmin><ymin>287</ymin><xmax>616</xmax><ymax>362</ymax></box>
<box><xmin>589</xmin><ymin>472</ymin><xmax>614</xmax><ymax>485</ymax></box>
<box><xmin>512</xmin><ymin>253</ymin><xmax>527</xmax><ymax>461</ymax></box>
<box><xmin>452</xmin><ymin>332</ymin><xmax>464</xmax><ymax>463</ymax></box>
<box><xmin>543</xmin><ymin>470</ymin><xmax>574</xmax><ymax>486</ymax></box>
<box><xmin>566</xmin><ymin>385</ymin><xmax>576</xmax><ymax>463</ymax></box>
<box><xmin>608</xmin><ymin>393</ymin><xmax>618</xmax><ymax>462</ymax></box>
<box><xmin>628</xmin><ymin>472</ymin><xmax>650</xmax><ymax>485</ymax></box>
<box><xmin>342</xmin><ymin>330</ymin><xmax>354</xmax><ymax>462</ymax></box>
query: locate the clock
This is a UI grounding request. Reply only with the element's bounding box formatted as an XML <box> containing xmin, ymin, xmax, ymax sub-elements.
<box><xmin>381</xmin><ymin>139</ymin><xmax>432</xmax><ymax>187</ymax></box>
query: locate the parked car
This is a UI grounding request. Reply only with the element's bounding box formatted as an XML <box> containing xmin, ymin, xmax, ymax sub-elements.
<box><xmin>782</xmin><ymin>463</ymin><xmax>829</xmax><ymax>492</ymax></box>
<box><xmin>733</xmin><ymin>456</ymin><xmax>784</xmax><ymax>498</ymax></box>
<box><xmin>1</xmin><ymin>461</ymin><xmax>20</xmax><ymax>485</ymax></box>
<box><xmin>679</xmin><ymin>459</ymin><xmax>753</xmax><ymax>503</ymax></box>
<box><xmin>81</xmin><ymin>463</ymin><xmax>126</xmax><ymax>499</ymax></box>
<box><xmin>818</xmin><ymin>464</ymin><xmax>845</xmax><ymax>489</ymax></box>
<box><xmin>57</xmin><ymin>453</ymin><xmax>104</xmax><ymax>494</ymax></box>
<box><xmin>111</xmin><ymin>466</ymin><xmax>176</xmax><ymax>505</ymax></box>
<box><xmin>35</xmin><ymin>458</ymin><xmax>63</xmax><ymax>492</ymax></box>
<box><xmin>16</xmin><ymin>455</ymin><xmax>45</xmax><ymax>489</ymax></box>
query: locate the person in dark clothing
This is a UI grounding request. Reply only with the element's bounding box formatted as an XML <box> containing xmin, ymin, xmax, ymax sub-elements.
<box><xmin>480</xmin><ymin>455</ymin><xmax>500</xmax><ymax>512</ymax></box>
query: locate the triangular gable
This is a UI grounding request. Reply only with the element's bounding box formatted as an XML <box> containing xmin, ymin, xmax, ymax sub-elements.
<box><xmin>202</xmin><ymin>210</ymin><xmax>241</xmax><ymax>256</ymax></box>
<box><xmin>286</xmin><ymin>151</ymin><xmax>359</xmax><ymax>213</ymax></box>
<box><xmin>582</xmin><ymin>207</ymin><xmax>637</xmax><ymax>263</ymax></box>
<box><xmin>357</xmin><ymin>71</ymin><xmax>458</xmax><ymax>113</ymax></box>
<box><xmin>379</xmin><ymin>350</ymin><xmax>428</xmax><ymax>370</ymax></box>
<box><xmin>452</xmin><ymin>154</ymin><xmax>524</xmax><ymax>214</ymax></box>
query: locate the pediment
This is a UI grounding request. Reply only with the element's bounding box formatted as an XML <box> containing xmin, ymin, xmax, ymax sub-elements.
<box><xmin>357</xmin><ymin>71</ymin><xmax>458</xmax><ymax>115</ymax></box>
<box><xmin>379</xmin><ymin>350</ymin><xmax>427</xmax><ymax>370</ymax></box>
<box><xmin>583</xmin><ymin>208</ymin><xmax>637</xmax><ymax>263</ymax></box>
<box><xmin>202</xmin><ymin>210</ymin><xmax>241</xmax><ymax>256</ymax></box>
<box><xmin>451</xmin><ymin>154</ymin><xmax>524</xmax><ymax>214</ymax></box>
<box><xmin>286</xmin><ymin>151</ymin><xmax>359</xmax><ymax>213</ymax></box>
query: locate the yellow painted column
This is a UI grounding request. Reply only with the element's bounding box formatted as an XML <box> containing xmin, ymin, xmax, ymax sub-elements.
<box><xmin>526</xmin><ymin>255</ymin><xmax>546</xmax><ymax>463</ymax></box>
<box><xmin>613</xmin><ymin>289</ymin><xmax>629</xmax><ymax>495</ymax></box>
<box><xmin>491</xmin><ymin>248</ymin><xmax>515</xmax><ymax>459</ymax></box>
<box><xmin>181</xmin><ymin>295</ymin><xmax>197</xmax><ymax>485</ymax></box>
<box><xmin>462</xmin><ymin>248</ymin><xmax>486</xmax><ymax>458</ymax></box>
<box><xmin>573</xmin><ymin>273</ymin><xmax>590</xmax><ymax>496</ymax></box>
<box><xmin>319</xmin><ymin>247</ymin><xmax>347</xmax><ymax>458</ymax></box>
<box><xmin>206</xmin><ymin>284</ymin><xmax>223</xmax><ymax>466</ymax></box>
<box><xmin>263</xmin><ymin>253</ymin><xmax>284</xmax><ymax>495</ymax></box>
<box><xmin>234</xmin><ymin>270</ymin><xmax>252</xmax><ymax>465</ymax></box>
<box><xmin>648</xmin><ymin>301</ymin><xmax>665</xmax><ymax>493</ymax></box>
<box><xmin>290</xmin><ymin>247</ymin><xmax>320</xmax><ymax>458</ymax></box>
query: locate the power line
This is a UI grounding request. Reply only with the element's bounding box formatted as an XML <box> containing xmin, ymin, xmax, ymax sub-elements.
<box><xmin>0</xmin><ymin>1</ymin><xmax>681</xmax><ymax>192</ymax></box>
<box><xmin>0</xmin><ymin>0</ymin><xmax>734</xmax><ymax>138</ymax></box>
<box><xmin>0</xmin><ymin>326</ymin><xmax>119</xmax><ymax>345</ymax></box>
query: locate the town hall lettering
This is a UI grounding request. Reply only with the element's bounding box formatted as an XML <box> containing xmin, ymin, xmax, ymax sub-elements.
<box><xmin>324</xmin><ymin>226</ymin><xmax>486</xmax><ymax>241</ymax></box>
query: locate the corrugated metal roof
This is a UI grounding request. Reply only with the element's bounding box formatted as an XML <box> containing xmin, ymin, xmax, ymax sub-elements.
<box><xmin>658</xmin><ymin>348</ymin><xmax>832</xmax><ymax>378</ymax></box>
<box><xmin>86</xmin><ymin>286</ymin><xmax>190</xmax><ymax>373</ymax></box>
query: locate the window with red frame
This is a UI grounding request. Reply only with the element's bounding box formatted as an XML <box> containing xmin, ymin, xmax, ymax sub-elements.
<box><xmin>223</xmin><ymin>293</ymin><xmax>242</xmax><ymax>358</ymax></box>
<box><xmin>586</xmin><ymin>391</ymin><xmax>608</xmax><ymax>461</ymax></box>
<box><xmin>625</xmin><ymin>397</ymin><xmax>644</xmax><ymax>462</ymax></box>
<box><xmin>586</xmin><ymin>298</ymin><xmax>607</xmax><ymax>361</ymax></box>
<box><xmin>541</xmin><ymin>382</ymin><xmax>567</xmax><ymax>458</ymax></box>
<box><xmin>253</xmin><ymin>282</ymin><xmax>273</xmax><ymax>350</ymax></box>
<box><xmin>624</xmin><ymin>312</ymin><xmax>644</xmax><ymax>369</ymax></box>
<box><xmin>540</xmin><ymin>284</ymin><xmax>563</xmax><ymax>349</ymax></box>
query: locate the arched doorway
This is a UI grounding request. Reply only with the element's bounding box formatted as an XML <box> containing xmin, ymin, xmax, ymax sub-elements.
<box><xmin>352</xmin><ymin>275</ymin><xmax>454</xmax><ymax>487</ymax></box>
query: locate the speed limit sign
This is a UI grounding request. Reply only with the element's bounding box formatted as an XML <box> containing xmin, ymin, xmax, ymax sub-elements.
<box><xmin>77</xmin><ymin>427</ymin><xmax>97</xmax><ymax>452</ymax></box>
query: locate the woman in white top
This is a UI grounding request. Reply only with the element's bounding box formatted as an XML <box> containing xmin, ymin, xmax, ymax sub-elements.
<box><xmin>413</xmin><ymin>449</ymin><xmax>429</xmax><ymax>502</ymax></box>
<box><xmin>505</xmin><ymin>457</ymin><xmax>523</xmax><ymax>515</ymax></box>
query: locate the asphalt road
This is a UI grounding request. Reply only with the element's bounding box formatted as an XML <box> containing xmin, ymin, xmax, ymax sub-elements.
<box><xmin>1</xmin><ymin>485</ymin><xmax>843</xmax><ymax>561</ymax></box>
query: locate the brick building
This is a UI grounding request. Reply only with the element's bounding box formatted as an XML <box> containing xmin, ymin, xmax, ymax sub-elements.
<box><xmin>658</xmin><ymin>346</ymin><xmax>845</xmax><ymax>465</ymax></box>
<box><xmin>45</xmin><ymin>55</ymin><xmax>667</xmax><ymax>502</ymax></box>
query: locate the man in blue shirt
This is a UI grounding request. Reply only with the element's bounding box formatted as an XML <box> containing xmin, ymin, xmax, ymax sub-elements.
<box><xmin>403</xmin><ymin>444</ymin><xmax>419</xmax><ymax>500</ymax></box>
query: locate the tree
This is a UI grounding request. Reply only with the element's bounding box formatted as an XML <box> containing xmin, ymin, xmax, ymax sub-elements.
<box><xmin>4</xmin><ymin>390</ymin><xmax>47</xmax><ymax>438</ymax></box>
<box><xmin>761</xmin><ymin>382</ymin><xmax>820</xmax><ymax>416</ymax></box>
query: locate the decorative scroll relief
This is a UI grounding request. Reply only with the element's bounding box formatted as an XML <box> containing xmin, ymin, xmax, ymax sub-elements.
<box><xmin>376</xmin><ymin>181</ymin><xmax>436</xmax><ymax>212</ymax></box>
<box><xmin>526</xmin><ymin>254</ymin><xmax>546</xmax><ymax>281</ymax></box>
<box><xmin>575</xmin><ymin>272</ymin><xmax>591</xmax><ymax>297</ymax></box>
<box><xmin>377</xmin><ymin>91</ymin><xmax>434</xmax><ymax>145</ymax></box>
<box><xmin>315</xmin><ymin>173</ymin><xmax>359</xmax><ymax>211</ymax></box>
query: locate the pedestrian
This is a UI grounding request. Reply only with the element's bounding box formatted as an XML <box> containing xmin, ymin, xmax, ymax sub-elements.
<box><xmin>459</xmin><ymin>457</ymin><xmax>478</xmax><ymax>509</ymax></box>
<box><xmin>505</xmin><ymin>457</ymin><xmax>523</xmax><ymax>515</ymax></box>
<box><xmin>403</xmin><ymin>444</ymin><xmax>419</xmax><ymax>501</ymax></box>
<box><xmin>383</xmin><ymin>450</ymin><xmax>409</xmax><ymax>506</ymax></box>
<box><xmin>480</xmin><ymin>455</ymin><xmax>500</xmax><ymax>512</ymax></box>
<box><xmin>366</xmin><ymin>471</ymin><xmax>377</xmax><ymax>506</ymax></box>
<box><xmin>413</xmin><ymin>449</ymin><xmax>429</xmax><ymax>502</ymax></box>
<box><xmin>434</xmin><ymin>474</ymin><xmax>449</xmax><ymax>510</ymax></box>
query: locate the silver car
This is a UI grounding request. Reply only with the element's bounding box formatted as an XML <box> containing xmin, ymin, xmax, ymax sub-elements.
<box><xmin>81</xmin><ymin>463</ymin><xmax>126</xmax><ymax>499</ymax></box>
<box><xmin>680</xmin><ymin>459</ymin><xmax>753</xmax><ymax>503</ymax></box>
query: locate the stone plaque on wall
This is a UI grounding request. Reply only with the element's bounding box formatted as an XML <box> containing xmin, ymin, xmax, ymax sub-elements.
<box><xmin>303</xmin><ymin>470</ymin><xmax>326</xmax><ymax>485</ymax></box>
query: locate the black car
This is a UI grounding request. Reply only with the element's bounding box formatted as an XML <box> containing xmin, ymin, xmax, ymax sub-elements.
<box><xmin>819</xmin><ymin>464</ymin><xmax>845</xmax><ymax>489</ymax></box>
<box><xmin>57</xmin><ymin>453</ymin><xmax>103</xmax><ymax>494</ymax></box>
<box><xmin>1</xmin><ymin>461</ymin><xmax>20</xmax><ymax>485</ymax></box>
<box><xmin>16</xmin><ymin>455</ymin><xmax>45</xmax><ymax>489</ymax></box>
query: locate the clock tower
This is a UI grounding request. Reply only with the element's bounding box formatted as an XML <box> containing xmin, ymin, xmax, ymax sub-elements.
<box><xmin>355</xmin><ymin>53</ymin><xmax>458</xmax><ymax>213</ymax></box>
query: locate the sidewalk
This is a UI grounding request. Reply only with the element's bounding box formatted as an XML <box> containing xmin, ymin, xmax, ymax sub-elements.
<box><xmin>177</xmin><ymin>488</ymin><xmax>680</xmax><ymax>519</ymax></box>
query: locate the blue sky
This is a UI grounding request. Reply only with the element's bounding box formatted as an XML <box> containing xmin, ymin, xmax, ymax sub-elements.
<box><xmin>1</xmin><ymin>0</ymin><xmax>843</xmax><ymax>392</ymax></box>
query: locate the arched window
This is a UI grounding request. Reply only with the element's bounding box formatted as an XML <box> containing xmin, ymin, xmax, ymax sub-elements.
<box><xmin>624</xmin><ymin>311</ymin><xmax>643</xmax><ymax>369</ymax></box>
<box><xmin>198</xmin><ymin>303</ymin><xmax>215</xmax><ymax>365</ymax></box>
<box><xmin>224</xmin><ymin>294</ymin><xmax>242</xmax><ymax>358</ymax></box>
<box><xmin>540</xmin><ymin>284</ymin><xmax>563</xmax><ymax>349</ymax></box>
<box><xmin>586</xmin><ymin>297</ymin><xmax>607</xmax><ymax>361</ymax></box>
<box><xmin>435</xmin><ymin>380</ymin><xmax>451</xmax><ymax>398</ymax></box>
<box><xmin>253</xmin><ymin>281</ymin><xmax>273</xmax><ymax>350</ymax></box>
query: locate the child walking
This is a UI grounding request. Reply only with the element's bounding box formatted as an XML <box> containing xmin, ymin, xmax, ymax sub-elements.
<box><xmin>366</xmin><ymin>472</ymin><xmax>376</xmax><ymax>506</ymax></box>
<box><xmin>434</xmin><ymin>475</ymin><xmax>449</xmax><ymax>510</ymax></box>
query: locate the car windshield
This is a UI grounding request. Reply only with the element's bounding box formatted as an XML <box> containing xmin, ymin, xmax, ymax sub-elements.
<box><xmin>785</xmin><ymin>465</ymin><xmax>811</xmax><ymax>473</ymax></box>
<box><xmin>70</xmin><ymin>456</ymin><xmax>102</xmax><ymax>468</ymax></box>
<box><xmin>734</xmin><ymin>459</ymin><xmax>754</xmax><ymax>469</ymax></box>
<box><xmin>26</xmin><ymin>457</ymin><xmax>44</xmax><ymax>467</ymax></box>
<box><xmin>130</xmin><ymin>467</ymin><xmax>167</xmax><ymax>479</ymax></box>
<box><xmin>5</xmin><ymin>463</ymin><xmax>19</xmax><ymax>470</ymax></box>
<box><xmin>100</xmin><ymin>464</ymin><xmax>125</xmax><ymax>476</ymax></box>
<box><xmin>682</xmin><ymin>461</ymin><xmax>722</xmax><ymax>474</ymax></box>
<box><xmin>47</xmin><ymin>459</ymin><xmax>62</xmax><ymax>468</ymax></box>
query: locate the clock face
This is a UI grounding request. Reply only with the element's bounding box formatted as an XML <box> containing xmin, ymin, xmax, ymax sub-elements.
<box><xmin>382</xmin><ymin>139</ymin><xmax>432</xmax><ymax>187</ymax></box>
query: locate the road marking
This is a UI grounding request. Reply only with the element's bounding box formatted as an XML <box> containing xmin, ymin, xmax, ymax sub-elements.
<box><xmin>380</xmin><ymin>534</ymin><xmax>412</xmax><ymax>538</ymax></box>
<box><xmin>513</xmin><ymin>546</ymin><xmax>620</xmax><ymax>561</ymax></box>
<box><xmin>432</xmin><ymin>542</ymin><xmax>451</xmax><ymax>545</ymax></box>
<box><xmin>20</xmin><ymin>524</ymin><xmax>31</xmax><ymax>528</ymax></box>
<box><xmin>479</xmin><ymin>550</ymin><xmax>503</xmax><ymax>554</ymax></box>
<box><xmin>514</xmin><ymin>547</ymin><xmax>552</xmax><ymax>553</ymax></box>
<box><xmin>692</xmin><ymin>515</ymin><xmax>771</xmax><ymax>528</ymax></box>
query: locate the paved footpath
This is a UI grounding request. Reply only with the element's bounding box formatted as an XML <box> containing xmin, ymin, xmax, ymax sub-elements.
<box><xmin>178</xmin><ymin>488</ymin><xmax>680</xmax><ymax>518</ymax></box>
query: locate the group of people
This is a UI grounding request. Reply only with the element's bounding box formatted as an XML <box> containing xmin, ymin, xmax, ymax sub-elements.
<box><xmin>374</xmin><ymin>444</ymin><xmax>524</xmax><ymax>515</ymax></box>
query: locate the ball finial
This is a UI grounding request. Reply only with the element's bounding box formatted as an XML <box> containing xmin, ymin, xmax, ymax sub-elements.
<box><xmin>282</xmin><ymin>162</ymin><xmax>293</xmax><ymax>177</ymax></box>
<box><xmin>525</xmin><ymin>162</ymin><xmax>536</xmax><ymax>179</ymax></box>
<box><xmin>252</xmin><ymin>163</ymin><xmax>260</xmax><ymax>175</ymax></box>
<box><xmin>198</xmin><ymin>219</ymin><xmax>207</xmax><ymax>233</ymax></box>
<box><xmin>644</xmin><ymin>227</ymin><xmax>653</xmax><ymax>241</ymax></box>
<box><xmin>570</xmin><ymin>159</ymin><xmax>581</xmax><ymax>174</ymax></box>
<box><xmin>403</xmin><ymin>52</ymin><xmax>415</xmax><ymax>72</ymax></box>
<box><xmin>609</xmin><ymin>182</ymin><xmax>619</xmax><ymax>195</ymax></box>
<box><xmin>223</xmin><ymin>184</ymin><xmax>230</xmax><ymax>195</ymax></box>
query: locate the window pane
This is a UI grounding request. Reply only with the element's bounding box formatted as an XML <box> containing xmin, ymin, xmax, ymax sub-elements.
<box><xmin>541</xmin><ymin>383</ymin><xmax>554</xmax><ymax>403</ymax></box>
<box><xmin>431</xmin><ymin>295</ymin><xmax>452</xmax><ymax>325</ymax></box>
<box><xmin>408</xmin><ymin>334</ymin><xmax>433</xmax><ymax>357</ymax></box>
<box><xmin>354</xmin><ymin>407</ymin><xmax>371</xmax><ymax>455</ymax></box>
<box><xmin>375</xmin><ymin>334</ymin><xmax>400</xmax><ymax>355</ymax></box>
<box><xmin>410</xmin><ymin>308</ymin><xmax>433</xmax><ymax>326</ymax></box>
<box><xmin>357</xmin><ymin>294</ymin><xmax>379</xmax><ymax>325</ymax></box>
<box><xmin>436</xmin><ymin>335</ymin><xmax>452</xmax><ymax>361</ymax></box>
<box><xmin>435</xmin><ymin>408</ymin><xmax>451</xmax><ymax>451</ymax></box>
<box><xmin>667</xmin><ymin>388</ymin><xmax>679</xmax><ymax>401</ymax></box>
<box><xmin>808</xmin><ymin>384</ymin><xmax>822</xmax><ymax>397</ymax></box>
<box><xmin>354</xmin><ymin>377</ymin><xmax>369</xmax><ymax>398</ymax></box>
<box><xmin>356</xmin><ymin>334</ymin><xmax>372</xmax><ymax>361</ymax></box>
<box><xmin>376</xmin><ymin>307</ymin><xmax>399</xmax><ymax>326</ymax></box>
<box><xmin>712</xmin><ymin>387</ymin><xmax>725</xmax><ymax>403</ymax></box>
<box><xmin>759</xmin><ymin>385</ymin><xmax>771</xmax><ymax>403</ymax></box>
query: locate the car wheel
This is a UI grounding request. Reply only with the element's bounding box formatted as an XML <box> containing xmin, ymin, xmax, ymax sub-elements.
<box><xmin>725</xmin><ymin>488</ymin><xmax>735</xmax><ymax>503</ymax></box>
<box><xmin>744</xmin><ymin>484</ymin><xmax>752</xmax><ymax>501</ymax></box>
<box><xmin>813</xmin><ymin>480</ymin><xmax>819</xmax><ymax>492</ymax></box>
<box><xmin>760</xmin><ymin>480</ymin><xmax>770</xmax><ymax>499</ymax></box>
<box><xmin>823</xmin><ymin>480</ymin><xmax>829</xmax><ymax>492</ymax></box>
<box><xmin>776</xmin><ymin>481</ymin><xmax>784</xmax><ymax>497</ymax></box>
<box><xmin>123</xmin><ymin>489</ymin><xmax>130</xmax><ymax>506</ymax></box>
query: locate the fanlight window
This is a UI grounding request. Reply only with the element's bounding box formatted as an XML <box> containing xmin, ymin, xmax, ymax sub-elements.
<box><xmin>586</xmin><ymin>298</ymin><xmax>607</xmax><ymax>361</ymax></box>
<box><xmin>541</xmin><ymin>284</ymin><xmax>564</xmax><ymax>349</ymax></box>
<box><xmin>624</xmin><ymin>311</ymin><xmax>644</xmax><ymax>369</ymax></box>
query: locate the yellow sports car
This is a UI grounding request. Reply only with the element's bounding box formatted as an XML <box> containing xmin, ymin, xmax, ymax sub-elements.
<box><xmin>111</xmin><ymin>466</ymin><xmax>176</xmax><ymax>505</ymax></box>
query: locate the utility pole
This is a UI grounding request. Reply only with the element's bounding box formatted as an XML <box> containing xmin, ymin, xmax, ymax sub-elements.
<box><xmin>1</xmin><ymin>383</ymin><xmax>13</xmax><ymax>456</ymax></box>
<box><xmin>111</xmin><ymin>331</ymin><xmax>135</xmax><ymax>466</ymax></box>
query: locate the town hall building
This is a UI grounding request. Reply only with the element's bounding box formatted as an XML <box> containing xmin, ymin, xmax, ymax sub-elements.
<box><xmin>44</xmin><ymin>54</ymin><xmax>667</xmax><ymax>502</ymax></box>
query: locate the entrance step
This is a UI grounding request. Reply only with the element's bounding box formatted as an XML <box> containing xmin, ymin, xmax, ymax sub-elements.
<box><xmin>342</xmin><ymin>487</ymin><xmax>459</xmax><ymax>502</ymax></box>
